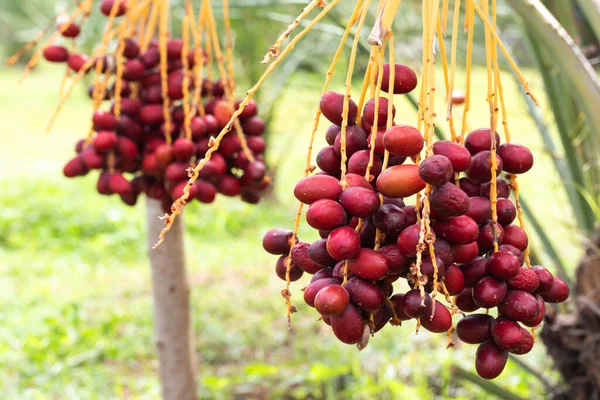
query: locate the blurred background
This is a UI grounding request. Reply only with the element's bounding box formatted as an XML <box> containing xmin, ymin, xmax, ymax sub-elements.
<box><xmin>1</xmin><ymin>0</ymin><xmax>599</xmax><ymax>398</ymax></box>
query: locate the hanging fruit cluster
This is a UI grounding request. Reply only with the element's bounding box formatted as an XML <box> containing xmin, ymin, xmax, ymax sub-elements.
<box><xmin>10</xmin><ymin>0</ymin><xmax>269</xmax><ymax>215</ymax></box>
<box><xmin>260</xmin><ymin>0</ymin><xmax>570</xmax><ymax>380</ymax></box>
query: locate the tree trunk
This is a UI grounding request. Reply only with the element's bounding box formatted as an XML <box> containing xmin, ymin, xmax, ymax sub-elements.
<box><xmin>541</xmin><ymin>231</ymin><xmax>600</xmax><ymax>399</ymax></box>
<box><xmin>146</xmin><ymin>198</ymin><xmax>198</xmax><ymax>400</ymax></box>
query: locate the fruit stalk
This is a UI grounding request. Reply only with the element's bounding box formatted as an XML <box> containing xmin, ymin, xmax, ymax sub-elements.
<box><xmin>181</xmin><ymin>14</ymin><xmax>193</xmax><ymax>140</ymax></box>
<box><xmin>221</xmin><ymin>0</ymin><xmax>236</xmax><ymax>93</ymax></box>
<box><xmin>339</xmin><ymin>0</ymin><xmax>373</xmax><ymax>184</ymax></box>
<box><xmin>191</xmin><ymin>0</ymin><xmax>206</xmax><ymax>117</ymax></box>
<box><xmin>159</xmin><ymin>0</ymin><xmax>173</xmax><ymax>145</ymax></box>
<box><xmin>481</xmin><ymin>0</ymin><xmax>499</xmax><ymax>252</ymax></box>
<box><xmin>262</xmin><ymin>0</ymin><xmax>325</xmax><ymax>63</ymax></box>
<box><xmin>460</xmin><ymin>0</ymin><xmax>475</xmax><ymax>143</ymax></box>
<box><xmin>471</xmin><ymin>0</ymin><xmax>539</xmax><ymax>106</ymax></box>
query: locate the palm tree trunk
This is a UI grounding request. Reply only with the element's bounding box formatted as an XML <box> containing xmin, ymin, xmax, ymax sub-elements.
<box><xmin>146</xmin><ymin>198</ymin><xmax>198</xmax><ymax>400</ymax></box>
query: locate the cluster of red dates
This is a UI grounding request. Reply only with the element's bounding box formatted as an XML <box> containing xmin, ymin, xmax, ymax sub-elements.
<box><xmin>42</xmin><ymin>0</ymin><xmax>269</xmax><ymax>211</ymax></box>
<box><xmin>263</xmin><ymin>62</ymin><xmax>569</xmax><ymax>379</ymax></box>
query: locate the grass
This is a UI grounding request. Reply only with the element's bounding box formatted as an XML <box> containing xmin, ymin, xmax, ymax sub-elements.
<box><xmin>0</xmin><ymin>62</ymin><xmax>577</xmax><ymax>399</ymax></box>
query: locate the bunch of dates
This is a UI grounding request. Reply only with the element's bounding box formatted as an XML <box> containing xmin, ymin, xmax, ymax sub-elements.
<box><xmin>43</xmin><ymin>0</ymin><xmax>268</xmax><ymax>210</ymax></box>
<box><xmin>263</xmin><ymin>62</ymin><xmax>569</xmax><ymax>379</ymax></box>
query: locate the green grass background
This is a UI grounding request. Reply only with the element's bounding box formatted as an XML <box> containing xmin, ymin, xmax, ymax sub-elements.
<box><xmin>0</xmin><ymin>62</ymin><xmax>579</xmax><ymax>399</ymax></box>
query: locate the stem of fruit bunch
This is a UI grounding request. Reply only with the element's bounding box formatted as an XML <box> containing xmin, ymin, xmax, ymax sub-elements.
<box><xmin>365</xmin><ymin>45</ymin><xmax>385</xmax><ymax>184</ymax></box>
<box><xmin>113</xmin><ymin>6</ymin><xmax>138</xmax><ymax>121</ymax></box>
<box><xmin>481</xmin><ymin>0</ymin><xmax>500</xmax><ymax>252</ymax></box>
<box><xmin>181</xmin><ymin>14</ymin><xmax>193</xmax><ymax>141</ymax></box>
<box><xmin>192</xmin><ymin>0</ymin><xmax>206</xmax><ymax>117</ymax></box>
<box><xmin>262</xmin><ymin>0</ymin><xmax>326</xmax><ymax>64</ymax></box>
<box><xmin>460</xmin><ymin>0</ymin><xmax>474</xmax><ymax>144</ymax></box>
<box><xmin>129</xmin><ymin>0</ymin><xmax>144</xmax><ymax>100</ymax></box>
<box><xmin>470</xmin><ymin>1</ymin><xmax>539</xmax><ymax>106</ymax></box>
<box><xmin>491</xmin><ymin>0</ymin><xmax>501</xmax><ymax>251</ymax></box>
<box><xmin>414</xmin><ymin>0</ymin><xmax>430</xmax><ymax>224</ymax></box>
<box><xmin>159</xmin><ymin>0</ymin><xmax>173</xmax><ymax>145</ymax></box>
<box><xmin>381</xmin><ymin>34</ymin><xmax>394</xmax><ymax>171</ymax></box>
<box><xmin>203</xmin><ymin>12</ymin><xmax>214</xmax><ymax>87</ymax></box>
<box><xmin>494</xmin><ymin>35</ymin><xmax>509</xmax><ymax>144</ymax></box>
<box><xmin>146</xmin><ymin>199</ymin><xmax>198</xmax><ymax>400</ymax></box>
<box><xmin>509</xmin><ymin>175</ymin><xmax>532</xmax><ymax>267</ymax></box>
<box><xmin>137</xmin><ymin>1</ymin><xmax>149</xmax><ymax>43</ymax></box>
<box><xmin>367</xmin><ymin>0</ymin><xmax>401</xmax><ymax>46</ymax></box>
<box><xmin>413</xmin><ymin>0</ymin><xmax>440</xmax><ymax>306</ymax></box>
<box><xmin>427</xmin><ymin>0</ymin><xmax>442</xmax><ymax>299</ymax></box>
<box><xmin>107</xmin><ymin>152</ymin><xmax>116</xmax><ymax>174</ymax></box>
<box><xmin>107</xmin><ymin>7</ymin><xmax>139</xmax><ymax>139</ymax></box>
<box><xmin>356</xmin><ymin>51</ymin><xmax>374</xmax><ymax>124</ymax></box>
<box><xmin>58</xmin><ymin>39</ymin><xmax>75</xmax><ymax>98</ymax></box>
<box><xmin>142</xmin><ymin>1</ymin><xmax>161</xmax><ymax>50</ymax></box>
<box><xmin>221</xmin><ymin>0</ymin><xmax>235</xmax><ymax>93</ymax></box>
<box><xmin>203</xmin><ymin>0</ymin><xmax>255</xmax><ymax>163</ymax></box>
<box><xmin>92</xmin><ymin>0</ymin><xmax>127</xmax><ymax>101</ymax></box>
<box><xmin>370</xmin><ymin>45</ymin><xmax>386</xmax><ymax>250</ymax></box>
<box><xmin>339</xmin><ymin>0</ymin><xmax>373</xmax><ymax>185</ymax></box>
<box><xmin>127</xmin><ymin>0</ymin><xmax>139</xmax><ymax>35</ymax></box>
<box><xmin>436</xmin><ymin>19</ymin><xmax>450</xmax><ymax>114</ymax></box>
<box><xmin>154</xmin><ymin>0</ymin><xmax>342</xmax><ymax>249</ymax></box>
<box><xmin>441</xmin><ymin>0</ymin><xmax>449</xmax><ymax>32</ymax></box>
<box><xmin>446</xmin><ymin>0</ymin><xmax>460</xmax><ymax>141</ymax></box>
